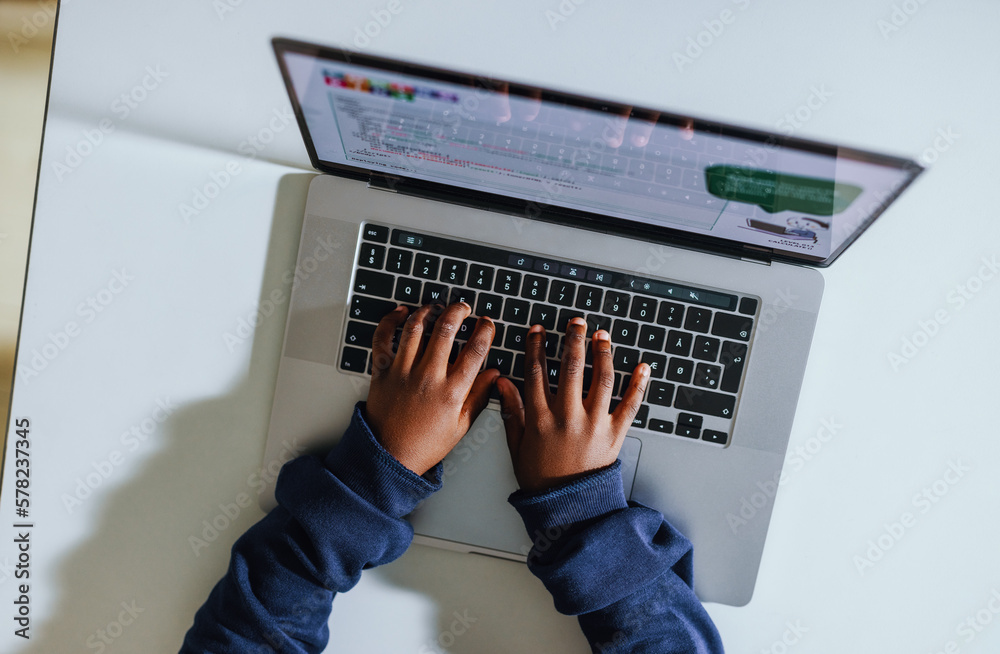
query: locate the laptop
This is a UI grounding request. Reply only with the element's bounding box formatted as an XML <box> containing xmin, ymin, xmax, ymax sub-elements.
<box><xmin>261</xmin><ymin>37</ymin><xmax>921</xmax><ymax>606</ymax></box>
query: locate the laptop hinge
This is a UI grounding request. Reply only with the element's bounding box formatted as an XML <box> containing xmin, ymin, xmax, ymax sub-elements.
<box><xmin>741</xmin><ymin>246</ymin><xmax>772</xmax><ymax>265</ymax></box>
<box><xmin>367</xmin><ymin>175</ymin><xmax>399</xmax><ymax>193</ymax></box>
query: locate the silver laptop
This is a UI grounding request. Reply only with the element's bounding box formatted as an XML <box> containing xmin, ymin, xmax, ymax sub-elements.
<box><xmin>261</xmin><ymin>37</ymin><xmax>921</xmax><ymax>606</ymax></box>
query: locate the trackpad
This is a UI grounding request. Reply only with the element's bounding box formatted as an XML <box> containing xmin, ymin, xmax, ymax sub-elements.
<box><xmin>407</xmin><ymin>408</ymin><xmax>642</xmax><ymax>557</ymax></box>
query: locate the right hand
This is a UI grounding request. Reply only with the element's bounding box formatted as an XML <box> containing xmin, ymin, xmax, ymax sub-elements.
<box><xmin>496</xmin><ymin>317</ymin><xmax>650</xmax><ymax>493</ymax></box>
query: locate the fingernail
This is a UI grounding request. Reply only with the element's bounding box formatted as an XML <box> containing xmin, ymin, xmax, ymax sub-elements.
<box><xmin>459</xmin><ymin>301</ymin><xmax>471</xmax><ymax>310</ymax></box>
<box><xmin>569</xmin><ymin>317</ymin><xmax>586</xmax><ymax>327</ymax></box>
<box><xmin>640</xmin><ymin>363</ymin><xmax>650</xmax><ymax>377</ymax></box>
<box><xmin>594</xmin><ymin>330</ymin><xmax>610</xmax><ymax>341</ymax></box>
<box><xmin>528</xmin><ymin>324</ymin><xmax>544</xmax><ymax>333</ymax></box>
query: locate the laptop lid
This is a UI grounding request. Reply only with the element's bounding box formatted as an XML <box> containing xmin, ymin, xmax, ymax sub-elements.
<box><xmin>273</xmin><ymin>37</ymin><xmax>922</xmax><ymax>267</ymax></box>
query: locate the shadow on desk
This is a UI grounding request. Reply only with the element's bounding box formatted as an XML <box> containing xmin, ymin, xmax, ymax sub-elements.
<box><xmin>22</xmin><ymin>173</ymin><xmax>585</xmax><ymax>653</ymax></box>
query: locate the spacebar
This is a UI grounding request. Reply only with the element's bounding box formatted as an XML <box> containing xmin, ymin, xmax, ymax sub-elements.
<box><xmin>674</xmin><ymin>387</ymin><xmax>735</xmax><ymax>419</ymax></box>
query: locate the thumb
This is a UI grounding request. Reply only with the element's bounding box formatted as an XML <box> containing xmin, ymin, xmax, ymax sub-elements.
<box><xmin>496</xmin><ymin>377</ymin><xmax>525</xmax><ymax>458</ymax></box>
<box><xmin>458</xmin><ymin>369</ymin><xmax>500</xmax><ymax>434</ymax></box>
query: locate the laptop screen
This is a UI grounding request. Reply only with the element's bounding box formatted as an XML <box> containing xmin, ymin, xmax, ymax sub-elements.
<box><xmin>275</xmin><ymin>39</ymin><xmax>921</xmax><ymax>266</ymax></box>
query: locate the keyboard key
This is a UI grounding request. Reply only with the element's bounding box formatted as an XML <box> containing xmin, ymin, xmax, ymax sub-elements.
<box><xmin>684</xmin><ymin>308</ymin><xmax>713</xmax><ymax>333</ymax></box>
<box><xmin>648</xmin><ymin>419</ymin><xmax>674</xmax><ymax>434</ymax></box>
<box><xmin>586</xmin><ymin>314</ymin><xmax>612</xmax><ymax>336</ymax></box>
<box><xmin>549</xmin><ymin>280</ymin><xmax>577</xmax><ymax>306</ymax></box>
<box><xmin>455</xmin><ymin>317</ymin><xmax>478</xmax><ymax>341</ymax></box>
<box><xmin>350</xmin><ymin>296</ymin><xmax>396</xmax><ymax>323</ymax></box>
<box><xmin>587</xmin><ymin>269</ymin><xmax>613</xmax><ymax>285</ymax></box>
<box><xmin>414</xmin><ymin>254</ymin><xmax>440</xmax><ymax>280</ymax></box>
<box><xmin>363</xmin><ymin>224</ymin><xmax>389</xmax><ymax>243</ymax></box>
<box><xmin>575</xmin><ymin>286</ymin><xmax>603</xmax><ymax>310</ymax></box>
<box><xmin>611</xmin><ymin>319</ymin><xmax>639</xmax><ymax>346</ymax></box>
<box><xmin>674</xmin><ymin>386</ymin><xmax>736</xmax><ymax>418</ymax></box>
<box><xmin>712</xmin><ymin>313</ymin><xmax>753</xmax><ymax>341</ymax></box>
<box><xmin>486</xmin><ymin>349</ymin><xmax>513</xmax><ymax>375</ymax></box>
<box><xmin>657</xmin><ymin>301</ymin><xmax>684</xmax><ymax>327</ymax></box>
<box><xmin>476</xmin><ymin>293</ymin><xmax>504</xmax><ymax>319</ymax></box>
<box><xmin>561</xmin><ymin>264</ymin><xmax>587</xmax><ymax>280</ymax></box>
<box><xmin>647</xmin><ymin>381</ymin><xmax>674</xmax><ymax>406</ymax></box>
<box><xmin>665</xmin><ymin>330</ymin><xmax>692</xmax><ymax>356</ymax></box>
<box><xmin>545</xmin><ymin>332</ymin><xmax>560</xmax><ymax>357</ymax></box>
<box><xmin>534</xmin><ymin>259</ymin><xmax>559</xmax><ymax>274</ymax></box>
<box><xmin>503</xmin><ymin>298</ymin><xmax>531</xmax><ymax>324</ymax></box>
<box><xmin>631</xmin><ymin>405</ymin><xmax>649</xmax><ymax>428</ymax></box>
<box><xmin>449</xmin><ymin>342</ymin><xmax>461</xmax><ymax>364</ymax></box>
<box><xmin>513</xmin><ymin>353</ymin><xmax>525</xmax><ymax>379</ymax></box>
<box><xmin>677</xmin><ymin>413</ymin><xmax>703</xmax><ymax>428</ymax></box>
<box><xmin>394</xmin><ymin>277</ymin><xmax>421</xmax><ymax>304</ymax></box>
<box><xmin>386</xmin><ymin>248</ymin><xmax>412</xmax><ymax>274</ymax></box>
<box><xmin>666</xmin><ymin>357</ymin><xmax>694</xmax><ymax>384</ymax></box>
<box><xmin>547</xmin><ymin>359</ymin><xmax>561</xmax><ymax>387</ymax></box>
<box><xmin>505</xmin><ymin>326</ymin><xmax>529</xmax><ymax>350</ymax></box>
<box><xmin>529</xmin><ymin>304</ymin><xmax>558</xmax><ymax>330</ymax></box>
<box><xmin>448</xmin><ymin>288</ymin><xmax>476</xmax><ymax>307</ymax></box>
<box><xmin>613</xmin><ymin>347</ymin><xmax>641</xmax><ymax>372</ymax></box>
<box><xmin>421</xmin><ymin>283</ymin><xmax>449</xmax><ymax>305</ymax></box>
<box><xmin>630</xmin><ymin>297</ymin><xmax>657</xmax><ymax>322</ymax></box>
<box><xmin>344</xmin><ymin>321</ymin><xmax>376</xmax><ymax>348</ymax></box>
<box><xmin>491</xmin><ymin>323</ymin><xmax>505</xmax><ymax>347</ymax></box>
<box><xmin>521</xmin><ymin>275</ymin><xmax>549</xmax><ymax>300</ymax></box>
<box><xmin>641</xmin><ymin>352</ymin><xmax>667</xmax><ymax>379</ymax></box>
<box><xmin>692</xmin><ymin>336</ymin><xmax>721</xmax><ymax>361</ymax></box>
<box><xmin>702</xmin><ymin>429</ymin><xmax>729</xmax><ymax>445</ymax></box>
<box><xmin>675</xmin><ymin>425</ymin><xmax>700</xmax><ymax>439</ymax></box>
<box><xmin>720</xmin><ymin>341</ymin><xmax>748</xmax><ymax>393</ymax></box>
<box><xmin>440</xmin><ymin>259</ymin><xmax>467</xmax><ymax>284</ymax></box>
<box><xmin>353</xmin><ymin>269</ymin><xmax>394</xmax><ymax>298</ymax></box>
<box><xmin>468</xmin><ymin>264</ymin><xmax>495</xmax><ymax>290</ymax></box>
<box><xmin>340</xmin><ymin>346</ymin><xmax>369</xmax><ymax>372</ymax></box>
<box><xmin>508</xmin><ymin>254</ymin><xmax>534</xmax><ymax>270</ymax></box>
<box><xmin>358</xmin><ymin>243</ymin><xmax>386</xmax><ymax>269</ymax></box>
<box><xmin>738</xmin><ymin>297</ymin><xmax>758</xmax><ymax>315</ymax></box>
<box><xmin>639</xmin><ymin>325</ymin><xmax>666</xmax><ymax>351</ymax></box>
<box><xmin>603</xmin><ymin>291</ymin><xmax>631</xmax><ymax>317</ymax></box>
<box><xmin>557</xmin><ymin>309</ymin><xmax>585</xmax><ymax>332</ymax></box>
<box><xmin>495</xmin><ymin>270</ymin><xmax>522</xmax><ymax>295</ymax></box>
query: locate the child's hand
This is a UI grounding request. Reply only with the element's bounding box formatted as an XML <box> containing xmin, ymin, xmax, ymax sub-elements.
<box><xmin>365</xmin><ymin>302</ymin><xmax>499</xmax><ymax>475</ymax></box>
<box><xmin>497</xmin><ymin>318</ymin><xmax>649</xmax><ymax>492</ymax></box>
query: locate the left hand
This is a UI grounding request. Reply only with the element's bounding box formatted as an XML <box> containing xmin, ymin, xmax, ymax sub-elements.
<box><xmin>365</xmin><ymin>302</ymin><xmax>499</xmax><ymax>475</ymax></box>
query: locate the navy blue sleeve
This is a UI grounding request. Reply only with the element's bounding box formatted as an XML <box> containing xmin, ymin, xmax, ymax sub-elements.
<box><xmin>180</xmin><ymin>403</ymin><xmax>441</xmax><ymax>654</ymax></box>
<box><xmin>508</xmin><ymin>461</ymin><xmax>725</xmax><ymax>654</ymax></box>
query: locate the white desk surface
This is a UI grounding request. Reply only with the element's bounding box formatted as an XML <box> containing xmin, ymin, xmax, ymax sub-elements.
<box><xmin>4</xmin><ymin>1</ymin><xmax>1000</xmax><ymax>651</ymax></box>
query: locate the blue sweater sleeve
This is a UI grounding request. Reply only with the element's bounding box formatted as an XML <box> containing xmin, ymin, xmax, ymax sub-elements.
<box><xmin>180</xmin><ymin>403</ymin><xmax>441</xmax><ymax>654</ymax></box>
<box><xmin>508</xmin><ymin>461</ymin><xmax>725</xmax><ymax>654</ymax></box>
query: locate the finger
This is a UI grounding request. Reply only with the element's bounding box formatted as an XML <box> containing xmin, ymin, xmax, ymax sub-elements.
<box><xmin>458</xmin><ymin>369</ymin><xmax>501</xmax><ymax>434</ymax></box>
<box><xmin>610</xmin><ymin>363</ymin><xmax>651</xmax><ymax>439</ymax></box>
<box><xmin>496</xmin><ymin>377</ymin><xmax>526</xmax><ymax>459</ymax></box>
<box><xmin>625</xmin><ymin>111</ymin><xmax>660</xmax><ymax>148</ymax></box>
<box><xmin>370</xmin><ymin>305</ymin><xmax>408</xmax><ymax>380</ymax></box>
<box><xmin>510</xmin><ymin>88</ymin><xmax>542</xmax><ymax>122</ymax></box>
<box><xmin>584</xmin><ymin>330</ymin><xmax>615</xmax><ymax>414</ymax></box>
<box><xmin>556</xmin><ymin>317</ymin><xmax>587</xmax><ymax>412</ymax></box>
<box><xmin>421</xmin><ymin>302</ymin><xmax>472</xmax><ymax>375</ymax></box>
<box><xmin>678</xmin><ymin>118</ymin><xmax>695</xmax><ymax>141</ymax></box>
<box><xmin>453</xmin><ymin>316</ymin><xmax>495</xmax><ymax>385</ymax></box>
<box><xmin>602</xmin><ymin>107</ymin><xmax>630</xmax><ymax>148</ymax></box>
<box><xmin>395</xmin><ymin>304</ymin><xmax>433</xmax><ymax>373</ymax></box>
<box><xmin>523</xmin><ymin>324</ymin><xmax>551</xmax><ymax>411</ymax></box>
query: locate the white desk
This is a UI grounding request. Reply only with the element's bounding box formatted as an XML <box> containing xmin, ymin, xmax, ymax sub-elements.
<box><xmin>4</xmin><ymin>1</ymin><xmax>1000</xmax><ymax>652</ymax></box>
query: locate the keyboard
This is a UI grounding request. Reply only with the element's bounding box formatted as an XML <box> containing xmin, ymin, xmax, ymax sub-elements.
<box><xmin>340</xmin><ymin>223</ymin><xmax>758</xmax><ymax>447</ymax></box>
